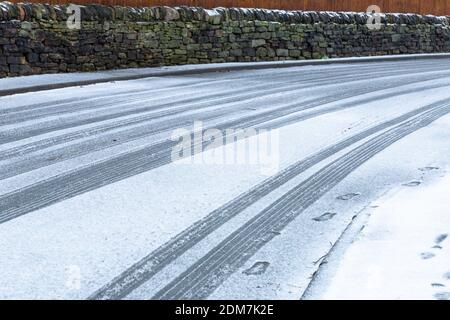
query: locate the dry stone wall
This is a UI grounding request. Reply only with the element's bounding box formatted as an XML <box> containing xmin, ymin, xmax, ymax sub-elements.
<box><xmin>1</xmin><ymin>2</ymin><xmax>450</xmax><ymax>77</ymax></box>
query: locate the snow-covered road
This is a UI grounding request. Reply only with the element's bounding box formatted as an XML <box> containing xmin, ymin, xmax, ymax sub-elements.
<box><xmin>1</xmin><ymin>59</ymin><xmax>450</xmax><ymax>299</ymax></box>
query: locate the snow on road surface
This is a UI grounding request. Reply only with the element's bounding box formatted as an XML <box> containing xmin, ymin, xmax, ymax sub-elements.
<box><xmin>310</xmin><ymin>166</ymin><xmax>450</xmax><ymax>300</ymax></box>
<box><xmin>1</xmin><ymin>59</ymin><xmax>450</xmax><ymax>299</ymax></box>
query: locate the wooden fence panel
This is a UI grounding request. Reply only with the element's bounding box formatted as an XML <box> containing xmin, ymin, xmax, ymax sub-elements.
<box><xmin>6</xmin><ymin>0</ymin><xmax>450</xmax><ymax>15</ymax></box>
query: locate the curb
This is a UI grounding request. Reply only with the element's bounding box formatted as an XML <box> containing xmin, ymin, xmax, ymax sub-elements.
<box><xmin>1</xmin><ymin>53</ymin><xmax>450</xmax><ymax>97</ymax></box>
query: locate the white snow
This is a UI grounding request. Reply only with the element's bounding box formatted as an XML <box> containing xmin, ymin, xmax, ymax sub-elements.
<box><xmin>209</xmin><ymin>112</ymin><xmax>450</xmax><ymax>300</ymax></box>
<box><xmin>1</xmin><ymin>60</ymin><xmax>450</xmax><ymax>299</ymax></box>
<box><xmin>0</xmin><ymin>104</ymin><xmax>381</xmax><ymax>299</ymax></box>
<box><xmin>319</xmin><ymin>167</ymin><xmax>450</xmax><ymax>300</ymax></box>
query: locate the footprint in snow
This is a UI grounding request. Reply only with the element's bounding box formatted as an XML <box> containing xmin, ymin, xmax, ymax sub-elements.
<box><xmin>419</xmin><ymin>166</ymin><xmax>440</xmax><ymax>172</ymax></box>
<box><xmin>403</xmin><ymin>181</ymin><xmax>421</xmax><ymax>187</ymax></box>
<box><xmin>421</xmin><ymin>234</ymin><xmax>449</xmax><ymax>269</ymax></box>
<box><xmin>313</xmin><ymin>212</ymin><xmax>337</xmax><ymax>222</ymax></box>
<box><xmin>443</xmin><ymin>272</ymin><xmax>450</xmax><ymax>280</ymax></box>
<box><xmin>243</xmin><ymin>262</ymin><xmax>270</xmax><ymax>276</ymax></box>
<box><xmin>435</xmin><ymin>234</ymin><xmax>448</xmax><ymax>245</ymax></box>
<box><xmin>434</xmin><ymin>292</ymin><xmax>450</xmax><ymax>300</ymax></box>
<box><xmin>336</xmin><ymin>193</ymin><xmax>360</xmax><ymax>201</ymax></box>
<box><xmin>420</xmin><ymin>252</ymin><xmax>435</xmax><ymax>260</ymax></box>
<box><xmin>432</xmin><ymin>283</ymin><xmax>445</xmax><ymax>288</ymax></box>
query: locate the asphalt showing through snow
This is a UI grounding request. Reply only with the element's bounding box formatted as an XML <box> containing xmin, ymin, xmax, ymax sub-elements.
<box><xmin>1</xmin><ymin>59</ymin><xmax>450</xmax><ymax>299</ymax></box>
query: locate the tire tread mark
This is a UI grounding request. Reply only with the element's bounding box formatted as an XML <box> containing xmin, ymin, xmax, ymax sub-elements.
<box><xmin>89</xmin><ymin>99</ymin><xmax>449</xmax><ymax>300</ymax></box>
<box><xmin>152</xmin><ymin>101</ymin><xmax>450</xmax><ymax>300</ymax></box>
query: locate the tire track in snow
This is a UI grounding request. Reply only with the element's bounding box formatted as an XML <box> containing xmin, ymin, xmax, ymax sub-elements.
<box><xmin>1</xmin><ymin>71</ymin><xmax>450</xmax><ymax>224</ymax></box>
<box><xmin>0</xmin><ymin>70</ymin><xmax>376</xmax><ymax>143</ymax></box>
<box><xmin>0</xmin><ymin>78</ymin><xmax>219</xmax><ymax>115</ymax></box>
<box><xmin>88</xmin><ymin>98</ymin><xmax>450</xmax><ymax>300</ymax></box>
<box><xmin>0</xmin><ymin>77</ymin><xmax>365</xmax><ymax>162</ymax></box>
<box><xmin>0</xmin><ymin>59</ymin><xmax>440</xmax><ymax>118</ymax></box>
<box><xmin>2</xmin><ymin>64</ymin><xmax>393</xmax><ymax>125</ymax></box>
<box><xmin>152</xmin><ymin>101</ymin><xmax>450</xmax><ymax>300</ymax></box>
<box><xmin>0</xmin><ymin>72</ymin><xmax>316</xmax><ymax>126</ymax></box>
<box><xmin>1</xmin><ymin>71</ymin><xmax>448</xmax><ymax>181</ymax></box>
<box><xmin>0</xmin><ymin>67</ymin><xmax>429</xmax><ymax>157</ymax></box>
<box><xmin>0</xmin><ymin>63</ymin><xmax>442</xmax><ymax>136</ymax></box>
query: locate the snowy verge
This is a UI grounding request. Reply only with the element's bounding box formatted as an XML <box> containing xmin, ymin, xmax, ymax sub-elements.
<box><xmin>312</xmin><ymin>167</ymin><xmax>450</xmax><ymax>300</ymax></box>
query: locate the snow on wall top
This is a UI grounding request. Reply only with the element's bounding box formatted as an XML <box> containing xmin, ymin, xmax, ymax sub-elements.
<box><xmin>0</xmin><ymin>2</ymin><xmax>449</xmax><ymax>25</ymax></box>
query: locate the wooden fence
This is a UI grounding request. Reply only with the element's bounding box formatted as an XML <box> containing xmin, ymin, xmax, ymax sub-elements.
<box><xmin>8</xmin><ymin>1</ymin><xmax>450</xmax><ymax>16</ymax></box>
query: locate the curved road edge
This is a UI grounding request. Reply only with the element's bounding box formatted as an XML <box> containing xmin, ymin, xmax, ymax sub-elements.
<box><xmin>1</xmin><ymin>53</ymin><xmax>450</xmax><ymax>98</ymax></box>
